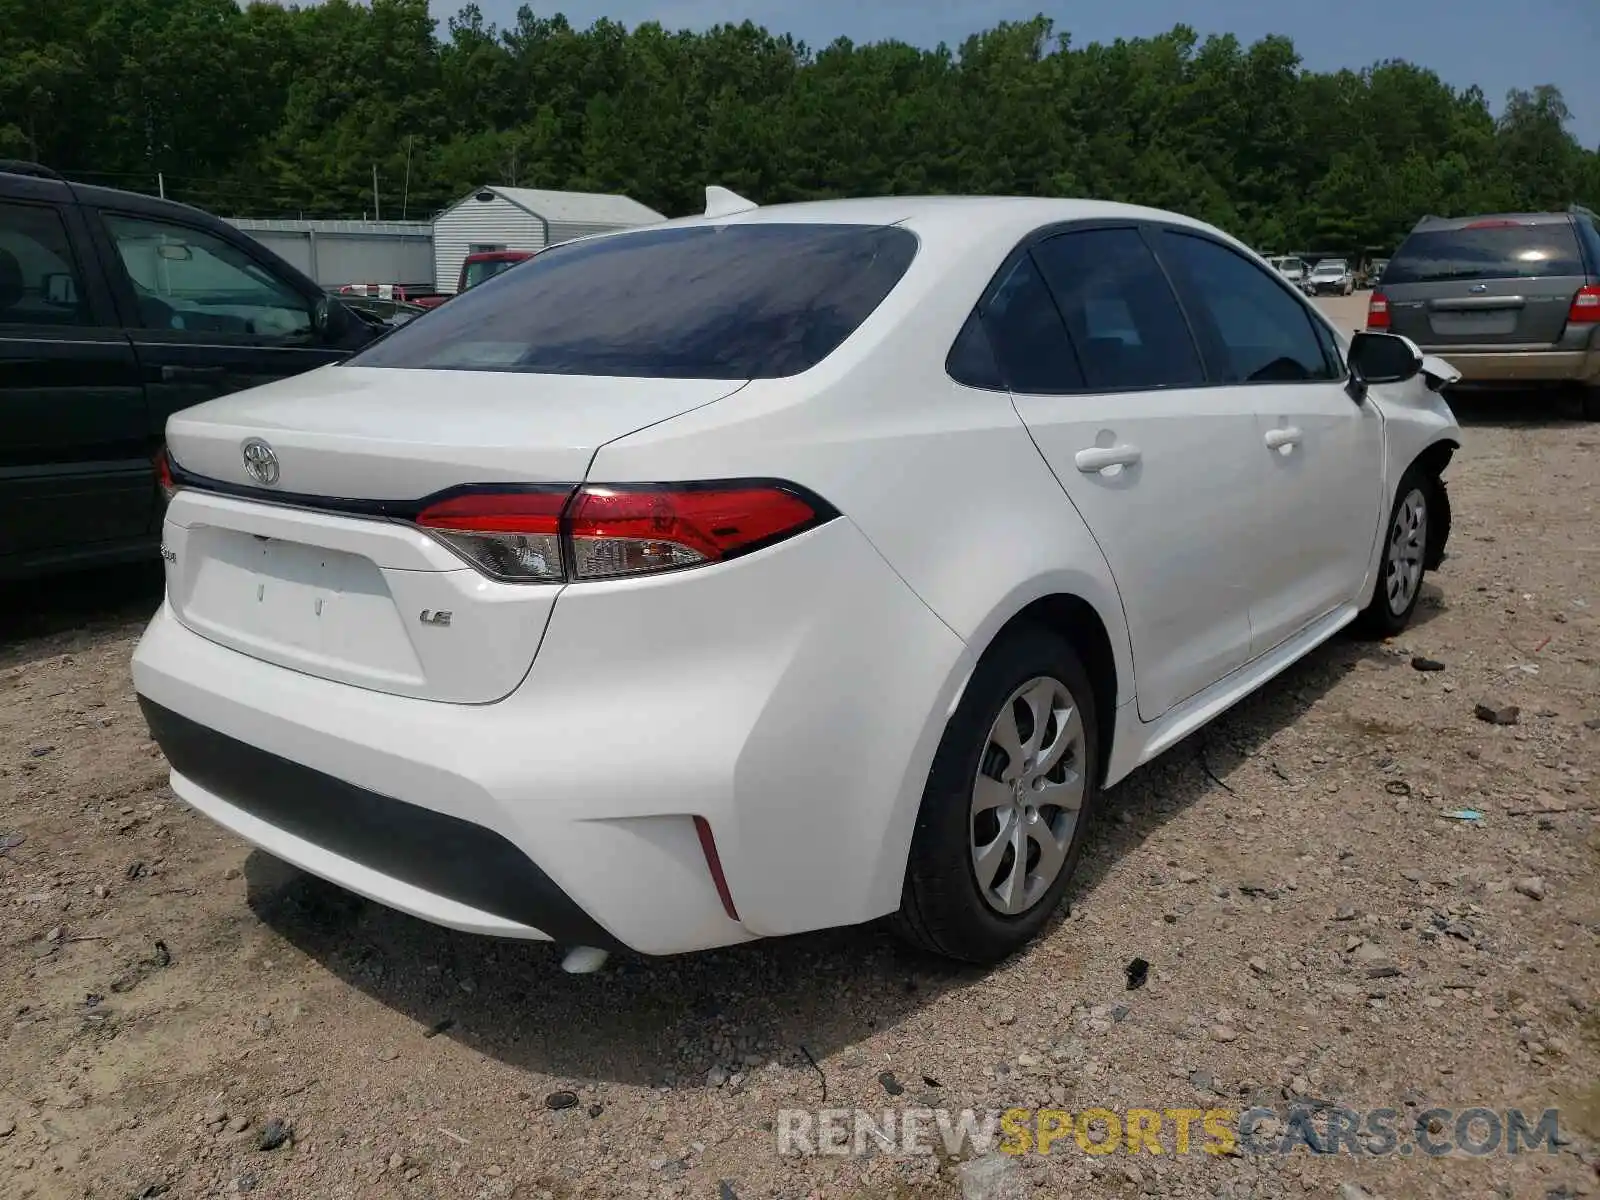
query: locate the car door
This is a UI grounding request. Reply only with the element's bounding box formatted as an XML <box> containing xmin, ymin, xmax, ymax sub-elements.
<box><xmin>988</xmin><ymin>224</ymin><xmax>1261</xmax><ymax>722</ymax></box>
<box><xmin>0</xmin><ymin>193</ymin><xmax>150</xmax><ymax>569</ymax></box>
<box><xmin>89</xmin><ymin>208</ymin><xmax>348</xmax><ymax>435</ymax></box>
<box><xmin>1154</xmin><ymin>228</ymin><xmax>1383</xmax><ymax>656</ymax></box>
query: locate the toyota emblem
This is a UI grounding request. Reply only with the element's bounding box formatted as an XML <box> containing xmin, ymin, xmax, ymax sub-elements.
<box><xmin>241</xmin><ymin>438</ymin><xmax>280</xmax><ymax>486</ymax></box>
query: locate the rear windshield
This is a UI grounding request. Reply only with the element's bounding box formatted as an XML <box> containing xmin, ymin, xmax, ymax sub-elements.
<box><xmin>352</xmin><ymin>223</ymin><xmax>919</xmax><ymax>379</ymax></box>
<box><xmin>1384</xmin><ymin>222</ymin><xmax>1586</xmax><ymax>284</ymax></box>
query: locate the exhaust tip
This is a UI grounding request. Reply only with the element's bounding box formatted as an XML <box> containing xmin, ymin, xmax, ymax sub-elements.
<box><xmin>560</xmin><ymin>946</ymin><xmax>610</xmax><ymax>974</ymax></box>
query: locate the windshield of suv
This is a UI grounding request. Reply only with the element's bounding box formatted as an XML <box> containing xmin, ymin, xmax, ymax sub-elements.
<box><xmin>351</xmin><ymin>223</ymin><xmax>920</xmax><ymax>379</ymax></box>
<box><xmin>1383</xmin><ymin>223</ymin><xmax>1585</xmax><ymax>284</ymax></box>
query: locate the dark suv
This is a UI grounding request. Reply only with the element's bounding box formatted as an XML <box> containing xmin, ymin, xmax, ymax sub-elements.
<box><xmin>1368</xmin><ymin>207</ymin><xmax>1600</xmax><ymax>417</ymax></box>
<box><xmin>1</xmin><ymin>162</ymin><xmax>383</xmax><ymax>580</ymax></box>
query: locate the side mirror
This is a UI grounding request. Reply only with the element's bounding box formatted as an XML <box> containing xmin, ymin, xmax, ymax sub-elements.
<box><xmin>42</xmin><ymin>272</ymin><xmax>78</xmax><ymax>306</ymax></box>
<box><xmin>313</xmin><ymin>294</ymin><xmax>349</xmax><ymax>341</ymax></box>
<box><xmin>1347</xmin><ymin>330</ymin><xmax>1423</xmax><ymax>386</ymax></box>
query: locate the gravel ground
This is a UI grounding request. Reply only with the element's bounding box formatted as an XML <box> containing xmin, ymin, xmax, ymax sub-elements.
<box><xmin>2</xmin><ymin>295</ymin><xmax>1597</xmax><ymax>1200</ymax></box>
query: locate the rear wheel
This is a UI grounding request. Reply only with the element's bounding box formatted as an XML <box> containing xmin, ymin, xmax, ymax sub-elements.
<box><xmin>1580</xmin><ymin>386</ymin><xmax>1600</xmax><ymax>422</ymax></box>
<box><xmin>1356</xmin><ymin>466</ymin><xmax>1432</xmax><ymax>638</ymax></box>
<box><xmin>894</xmin><ymin>626</ymin><xmax>1100</xmax><ymax>964</ymax></box>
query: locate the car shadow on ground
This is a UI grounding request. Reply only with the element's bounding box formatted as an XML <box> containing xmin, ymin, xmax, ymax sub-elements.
<box><xmin>1444</xmin><ymin>388</ymin><xmax>1596</xmax><ymax>429</ymax></box>
<box><xmin>1061</xmin><ymin>615</ymin><xmax>1424</xmax><ymax>912</ymax></box>
<box><xmin>0</xmin><ymin>562</ymin><xmax>164</xmax><ymax>668</ymax></box>
<box><xmin>246</xmin><ymin>609</ymin><xmax>1411</xmax><ymax>1089</ymax></box>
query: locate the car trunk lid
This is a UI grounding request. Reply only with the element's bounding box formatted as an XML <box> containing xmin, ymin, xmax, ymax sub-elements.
<box><xmin>1385</xmin><ymin>276</ymin><xmax>1582</xmax><ymax>347</ymax></box>
<box><xmin>161</xmin><ymin>366</ymin><xmax>745</xmax><ymax>703</ymax></box>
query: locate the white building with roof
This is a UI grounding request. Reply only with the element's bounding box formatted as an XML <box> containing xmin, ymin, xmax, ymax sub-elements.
<box><xmin>430</xmin><ymin>185</ymin><xmax>667</xmax><ymax>293</ymax></box>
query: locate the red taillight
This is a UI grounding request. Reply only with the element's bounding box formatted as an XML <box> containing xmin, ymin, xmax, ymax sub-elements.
<box><xmin>1568</xmin><ymin>285</ymin><xmax>1600</xmax><ymax>324</ymax></box>
<box><xmin>1367</xmin><ymin>291</ymin><xmax>1390</xmax><ymax>330</ymax></box>
<box><xmin>415</xmin><ymin>489</ymin><xmax>570</xmax><ymax>582</ymax></box>
<box><xmin>565</xmin><ymin>485</ymin><xmax>821</xmax><ymax>580</ymax></box>
<box><xmin>154</xmin><ymin>447</ymin><xmax>178</xmax><ymax>500</ymax></box>
<box><xmin>413</xmin><ymin>482</ymin><xmax>827</xmax><ymax>583</ymax></box>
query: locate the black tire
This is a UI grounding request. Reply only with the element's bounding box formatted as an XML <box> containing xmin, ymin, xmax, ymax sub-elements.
<box><xmin>1355</xmin><ymin>465</ymin><xmax>1434</xmax><ymax>638</ymax></box>
<box><xmin>894</xmin><ymin>625</ymin><xmax>1100</xmax><ymax>964</ymax></box>
<box><xmin>1580</xmin><ymin>386</ymin><xmax>1600</xmax><ymax>422</ymax></box>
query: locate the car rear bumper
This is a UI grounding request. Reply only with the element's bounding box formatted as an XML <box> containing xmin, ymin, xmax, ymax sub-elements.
<box><xmin>131</xmin><ymin>516</ymin><xmax>966</xmax><ymax>954</ymax></box>
<box><xmin>139</xmin><ymin>696</ymin><xmax>620</xmax><ymax>944</ymax></box>
<box><xmin>1417</xmin><ymin>346</ymin><xmax>1600</xmax><ymax>385</ymax></box>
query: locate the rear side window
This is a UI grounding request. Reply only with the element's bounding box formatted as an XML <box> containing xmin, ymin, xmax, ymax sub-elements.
<box><xmin>946</xmin><ymin>308</ymin><xmax>1006</xmax><ymax>390</ymax></box>
<box><xmin>0</xmin><ymin>200</ymin><xmax>92</xmax><ymax>326</ymax></box>
<box><xmin>1160</xmin><ymin>232</ymin><xmax>1338</xmax><ymax>383</ymax></box>
<box><xmin>1384</xmin><ymin>221</ymin><xmax>1585</xmax><ymax>284</ymax></box>
<box><xmin>1032</xmin><ymin>228</ymin><xmax>1205</xmax><ymax>391</ymax></box>
<box><xmin>976</xmin><ymin>254</ymin><xmax>1084</xmax><ymax>393</ymax></box>
<box><xmin>352</xmin><ymin>223</ymin><xmax>918</xmax><ymax>379</ymax></box>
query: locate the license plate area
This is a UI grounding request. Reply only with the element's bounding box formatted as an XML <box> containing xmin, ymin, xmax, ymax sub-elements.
<box><xmin>178</xmin><ymin>529</ymin><xmax>425</xmax><ymax>687</ymax></box>
<box><xmin>1430</xmin><ymin>309</ymin><xmax>1517</xmax><ymax>337</ymax></box>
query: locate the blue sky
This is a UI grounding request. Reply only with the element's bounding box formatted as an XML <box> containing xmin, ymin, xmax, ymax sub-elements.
<box><xmin>432</xmin><ymin>0</ymin><xmax>1599</xmax><ymax>147</ymax></box>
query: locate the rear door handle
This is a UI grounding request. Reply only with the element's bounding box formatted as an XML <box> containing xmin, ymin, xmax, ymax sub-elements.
<box><xmin>161</xmin><ymin>364</ymin><xmax>228</xmax><ymax>382</ymax></box>
<box><xmin>1264</xmin><ymin>426</ymin><xmax>1302</xmax><ymax>451</ymax></box>
<box><xmin>1074</xmin><ymin>444</ymin><xmax>1142</xmax><ymax>474</ymax></box>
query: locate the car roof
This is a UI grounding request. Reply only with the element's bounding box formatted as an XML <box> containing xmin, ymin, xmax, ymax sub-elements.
<box><xmin>0</xmin><ymin>166</ymin><xmax>265</xmax><ymax>239</ymax></box>
<box><xmin>1411</xmin><ymin>212</ymin><xmax>1573</xmax><ymax>232</ymax></box>
<box><xmin>612</xmin><ymin>194</ymin><xmax>1252</xmax><ymax>277</ymax></box>
<box><xmin>655</xmin><ymin>194</ymin><xmax>1221</xmax><ymax>240</ymax></box>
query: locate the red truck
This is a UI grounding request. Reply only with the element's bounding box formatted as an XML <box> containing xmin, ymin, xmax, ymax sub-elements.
<box><xmin>457</xmin><ymin>248</ymin><xmax>535</xmax><ymax>293</ymax></box>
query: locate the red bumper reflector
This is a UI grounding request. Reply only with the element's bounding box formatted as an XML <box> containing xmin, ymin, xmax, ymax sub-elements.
<box><xmin>693</xmin><ymin>816</ymin><xmax>740</xmax><ymax>922</ymax></box>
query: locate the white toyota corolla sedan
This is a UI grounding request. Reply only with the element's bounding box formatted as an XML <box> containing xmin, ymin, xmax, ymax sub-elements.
<box><xmin>132</xmin><ymin>192</ymin><xmax>1462</xmax><ymax>966</ymax></box>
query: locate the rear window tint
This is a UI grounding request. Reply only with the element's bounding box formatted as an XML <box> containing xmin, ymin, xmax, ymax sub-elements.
<box><xmin>1384</xmin><ymin>222</ymin><xmax>1585</xmax><ymax>284</ymax></box>
<box><xmin>350</xmin><ymin>223</ymin><xmax>918</xmax><ymax>379</ymax></box>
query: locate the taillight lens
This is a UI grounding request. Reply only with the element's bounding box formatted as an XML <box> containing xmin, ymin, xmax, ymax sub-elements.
<box><xmin>415</xmin><ymin>489</ymin><xmax>570</xmax><ymax>582</ymax></box>
<box><xmin>154</xmin><ymin>447</ymin><xmax>178</xmax><ymax>500</ymax></box>
<box><xmin>413</xmin><ymin>482</ymin><xmax>828</xmax><ymax>583</ymax></box>
<box><xmin>565</xmin><ymin>485</ymin><xmax>821</xmax><ymax>580</ymax></box>
<box><xmin>1568</xmin><ymin>285</ymin><xmax>1600</xmax><ymax>324</ymax></box>
<box><xmin>1367</xmin><ymin>291</ymin><xmax>1390</xmax><ymax>330</ymax></box>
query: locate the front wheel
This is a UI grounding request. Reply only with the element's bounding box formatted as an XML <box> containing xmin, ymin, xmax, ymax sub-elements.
<box><xmin>1355</xmin><ymin>467</ymin><xmax>1432</xmax><ymax>638</ymax></box>
<box><xmin>894</xmin><ymin>626</ymin><xmax>1100</xmax><ymax>964</ymax></box>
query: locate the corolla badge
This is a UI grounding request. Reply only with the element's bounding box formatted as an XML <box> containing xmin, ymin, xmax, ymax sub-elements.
<box><xmin>241</xmin><ymin>438</ymin><xmax>280</xmax><ymax>486</ymax></box>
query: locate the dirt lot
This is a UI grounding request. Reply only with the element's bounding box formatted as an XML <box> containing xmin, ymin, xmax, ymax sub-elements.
<box><xmin>2</xmin><ymin>294</ymin><xmax>1598</xmax><ymax>1200</ymax></box>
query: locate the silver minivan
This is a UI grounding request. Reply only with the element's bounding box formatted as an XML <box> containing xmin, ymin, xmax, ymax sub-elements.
<box><xmin>1370</xmin><ymin>208</ymin><xmax>1600</xmax><ymax>418</ymax></box>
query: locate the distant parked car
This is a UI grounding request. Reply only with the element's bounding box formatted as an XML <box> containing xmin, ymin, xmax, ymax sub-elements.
<box><xmin>336</xmin><ymin>282</ymin><xmax>446</xmax><ymax>308</ymax></box>
<box><xmin>133</xmin><ymin>193</ymin><xmax>1463</xmax><ymax>966</ymax></box>
<box><xmin>1306</xmin><ymin>258</ymin><xmax>1355</xmax><ymax>296</ymax></box>
<box><xmin>459</xmin><ymin>248</ymin><xmax>535</xmax><ymax>293</ymax></box>
<box><xmin>1267</xmin><ymin>255</ymin><xmax>1307</xmax><ymax>286</ymax></box>
<box><xmin>0</xmin><ymin>159</ymin><xmax>383</xmax><ymax>581</ymax></box>
<box><xmin>329</xmin><ymin>289</ymin><xmax>425</xmax><ymax>329</ymax></box>
<box><xmin>1369</xmin><ymin>208</ymin><xmax>1600</xmax><ymax>418</ymax></box>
